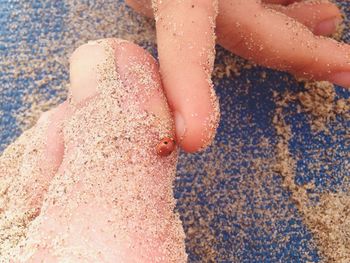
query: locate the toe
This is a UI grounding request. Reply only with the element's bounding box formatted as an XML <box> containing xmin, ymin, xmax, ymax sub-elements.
<box><xmin>69</xmin><ymin>39</ymin><xmax>173</xmax><ymax>127</ymax></box>
<box><xmin>0</xmin><ymin>102</ymin><xmax>68</xmax><ymax>257</ymax></box>
<box><xmin>15</xmin><ymin>102</ymin><xmax>67</xmax><ymax>209</ymax></box>
<box><xmin>0</xmin><ymin>103</ymin><xmax>67</xmax><ymax>211</ymax></box>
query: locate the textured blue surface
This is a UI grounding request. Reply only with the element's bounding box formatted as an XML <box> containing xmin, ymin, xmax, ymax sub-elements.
<box><xmin>0</xmin><ymin>1</ymin><xmax>349</xmax><ymax>262</ymax></box>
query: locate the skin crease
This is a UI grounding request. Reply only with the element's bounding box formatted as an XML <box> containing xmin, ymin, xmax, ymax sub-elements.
<box><xmin>126</xmin><ymin>0</ymin><xmax>349</xmax><ymax>152</ymax></box>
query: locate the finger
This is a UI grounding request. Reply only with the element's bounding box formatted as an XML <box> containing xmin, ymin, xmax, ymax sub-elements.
<box><xmin>19</xmin><ymin>39</ymin><xmax>186</xmax><ymax>262</ymax></box>
<box><xmin>262</xmin><ymin>0</ymin><xmax>301</xmax><ymax>5</ymax></box>
<box><xmin>216</xmin><ymin>0</ymin><xmax>350</xmax><ymax>88</ymax></box>
<box><xmin>125</xmin><ymin>0</ymin><xmax>153</xmax><ymax>17</ymax></box>
<box><xmin>125</xmin><ymin>0</ymin><xmax>303</xmax><ymax>16</ymax></box>
<box><xmin>267</xmin><ymin>1</ymin><xmax>342</xmax><ymax>36</ymax></box>
<box><xmin>126</xmin><ymin>0</ymin><xmax>340</xmax><ymax>36</ymax></box>
<box><xmin>153</xmin><ymin>0</ymin><xmax>220</xmax><ymax>153</ymax></box>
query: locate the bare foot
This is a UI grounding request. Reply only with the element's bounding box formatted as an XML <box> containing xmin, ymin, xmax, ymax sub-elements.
<box><xmin>0</xmin><ymin>39</ymin><xmax>187</xmax><ymax>262</ymax></box>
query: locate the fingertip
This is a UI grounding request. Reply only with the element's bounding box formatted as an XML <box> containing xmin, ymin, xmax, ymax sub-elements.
<box><xmin>125</xmin><ymin>0</ymin><xmax>154</xmax><ymax>18</ymax></box>
<box><xmin>329</xmin><ymin>72</ymin><xmax>350</xmax><ymax>89</ymax></box>
<box><xmin>268</xmin><ymin>1</ymin><xmax>343</xmax><ymax>37</ymax></box>
<box><xmin>314</xmin><ymin>17</ymin><xmax>342</xmax><ymax>37</ymax></box>
<box><xmin>174</xmin><ymin>94</ymin><xmax>220</xmax><ymax>153</ymax></box>
<box><xmin>305</xmin><ymin>1</ymin><xmax>343</xmax><ymax>36</ymax></box>
<box><xmin>161</xmin><ymin>65</ymin><xmax>220</xmax><ymax>153</ymax></box>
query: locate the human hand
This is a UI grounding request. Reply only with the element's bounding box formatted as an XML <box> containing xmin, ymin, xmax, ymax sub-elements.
<box><xmin>126</xmin><ymin>0</ymin><xmax>349</xmax><ymax>152</ymax></box>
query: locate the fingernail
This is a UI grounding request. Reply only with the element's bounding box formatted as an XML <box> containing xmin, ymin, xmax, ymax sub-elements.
<box><xmin>314</xmin><ymin>17</ymin><xmax>341</xmax><ymax>36</ymax></box>
<box><xmin>330</xmin><ymin>72</ymin><xmax>350</xmax><ymax>88</ymax></box>
<box><xmin>174</xmin><ymin>111</ymin><xmax>186</xmax><ymax>142</ymax></box>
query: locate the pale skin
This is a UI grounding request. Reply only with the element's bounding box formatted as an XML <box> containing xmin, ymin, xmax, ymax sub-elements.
<box><xmin>127</xmin><ymin>0</ymin><xmax>350</xmax><ymax>152</ymax></box>
<box><xmin>1</xmin><ymin>40</ymin><xmax>186</xmax><ymax>262</ymax></box>
<box><xmin>0</xmin><ymin>0</ymin><xmax>349</xmax><ymax>261</ymax></box>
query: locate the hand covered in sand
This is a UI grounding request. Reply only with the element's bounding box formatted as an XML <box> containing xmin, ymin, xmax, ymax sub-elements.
<box><xmin>126</xmin><ymin>0</ymin><xmax>350</xmax><ymax>152</ymax></box>
<box><xmin>0</xmin><ymin>39</ymin><xmax>187</xmax><ymax>262</ymax></box>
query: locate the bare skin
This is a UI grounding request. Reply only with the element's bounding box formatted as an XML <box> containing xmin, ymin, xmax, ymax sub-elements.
<box><xmin>0</xmin><ymin>39</ymin><xmax>186</xmax><ymax>262</ymax></box>
<box><xmin>1</xmin><ymin>1</ymin><xmax>349</xmax><ymax>261</ymax></box>
<box><xmin>126</xmin><ymin>0</ymin><xmax>350</xmax><ymax>152</ymax></box>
